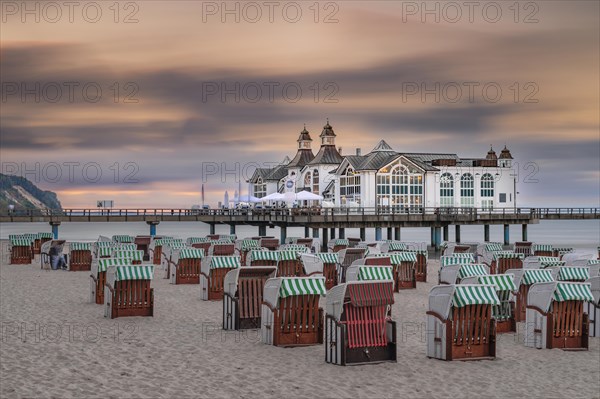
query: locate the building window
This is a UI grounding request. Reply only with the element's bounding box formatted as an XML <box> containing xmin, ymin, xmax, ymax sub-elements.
<box><xmin>460</xmin><ymin>173</ymin><xmax>474</xmax><ymax>207</ymax></box>
<box><xmin>253</xmin><ymin>177</ymin><xmax>266</xmax><ymax>198</ymax></box>
<box><xmin>339</xmin><ymin>167</ymin><xmax>361</xmax><ymax>205</ymax></box>
<box><xmin>312</xmin><ymin>169</ymin><xmax>319</xmax><ymax>194</ymax></box>
<box><xmin>481</xmin><ymin>173</ymin><xmax>494</xmax><ymax>209</ymax></box>
<box><xmin>440</xmin><ymin>173</ymin><xmax>454</xmax><ymax>207</ymax></box>
<box><xmin>376</xmin><ymin>160</ymin><xmax>423</xmax><ymax>212</ymax></box>
<box><xmin>304</xmin><ymin>172</ymin><xmax>311</xmax><ymax>190</ymax></box>
<box><xmin>499</xmin><ymin>193</ymin><xmax>506</xmax><ymax>203</ymax></box>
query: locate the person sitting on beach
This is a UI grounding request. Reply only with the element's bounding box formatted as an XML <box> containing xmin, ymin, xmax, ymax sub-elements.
<box><xmin>49</xmin><ymin>241</ymin><xmax>67</xmax><ymax>270</ymax></box>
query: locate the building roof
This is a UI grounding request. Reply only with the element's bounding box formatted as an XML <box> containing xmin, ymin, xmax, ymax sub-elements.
<box><xmin>265</xmin><ymin>164</ymin><xmax>288</xmax><ymax>181</ymax></box>
<box><xmin>319</xmin><ymin>120</ymin><xmax>336</xmax><ymax>137</ymax></box>
<box><xmin>308</xmin><ymin>145</ymin><xmax>344</xmax><ymax>165</ymax></box>
<box><xmin>499</xmin><ymin>145</ymin><xmax>513</xmax><ymax>159</ymax></box>
<box><xmin>297</xmin><ymin>126</ymin><xmax>312</xmax><ymax>142</ymax></box>
<box><xmin>287</xmin><ymin>150</ymin><xmax>315</xmax><ymax>168</ymax></box>
<box><xmin>486</xmin><ymin>146</ymin><xmax>498</xmax><ymax>160</ymax></box>
<box><xmin>371</xmin><ymin>140</ymin><xmax>394</xmax><ymax>152</ymax></box>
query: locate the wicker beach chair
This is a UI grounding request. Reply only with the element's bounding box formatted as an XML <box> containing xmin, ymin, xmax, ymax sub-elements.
<box><xmin>210</xmin><ymin>243</ymin><xmax>236</xmax><ymax>256</ymax></box>
<box><xmin>492</xmin><ymin>252</ymin><xmax>524</xmax><ymax>274</ymax></box>
<box><xmin>532</xmin><ymin>244</ymin><xmax>554</xmax><ymax>257</ymax></box>
<box><xmin>260</xmin><ymin>238</ymin><xmax>280</xmax><ymax>251</ymax></box>
<box><xmin>90</xmin><ymin>258</ymin><xmax>132</xmax><ymax>304</ymax></box>
<box><xmin>161</xmin><ymin>241</ymin><xmax>186</xmax><ymax>278</ymax></box>
<box><xmin>313</xmin><ymin>252</ymin><xmax>339</xmax><ymax>290</ymax></box>
<box><xmin>523</xmin><ymin>256</ymin><xmax>565</xmax><ymax>269</ymax></box>
<box><xmin>169</xmin><ymin>248</ymin><xmax>204</xmax><ymax>284</ymax></box>
<box><xmin>547</xmin><ymin>266</ymin><xmax>590</xmax><ymax>283</ymax></box>
<box><xmin>33</xmin><ymin>232</ymin><xmax>52</xmax><ymax>255</ymax></box>
<box><xmin>524</xmin><ymin>281</ymin><xmax>593</xmax><ymax>350</ymax></box>
<box><xmin>104</xmin><ymin>265</ymin><xmax>154</xmax><ymax>319</ymax></box>
<box><xmin>200</xmin><ymin>255</ymin><xmax>241</xmax><ymax>300</ymax></box>
<box><xmin>112</xmin><ymin>235</ymin><xmax>134</xmax><ymax>244</ymax></box>
<box><xmin>337</xmin><ymin>248</ymin><xmax>367</xmax><ymax>283</ymax></box>
<box><xmin>299</xmin><ymin>253</ymin><xmax>325</xmax><ymax>277</ymax></box>
<box><xmin>508</xmin><ymin>268</ymin><xmax>554</xmax><ymax>322</ymax></box>
<box><xmin>462</xmin><ymin>274</ymin><xmax>517</xmax><ymax>333</ymax></box>
<box><xmin>134</xmin><ymin>235</ymin><xmax>152</xmax><ymax>261</ymax></box>
<box><xmin>513</xmin><ymin>241</ymin><xmax>533</xmax><ymax>257</ymax></box>
<box><xmin>329</xmin><ymin>239</ymin><xmax>350</xmax><ymax>253</ymax></box>
<box><xmin>247</xmin><ymin>249</ymin><xmax>278</xmax><ymax>267</ymax></box>
<box><xmin>389</xmin><ymin>253</ymin><xmax>418</xmax><ymax>290</ymax></box>
<box><xmin>345</xmin><ymin>264</ymin><xmax>394</xmax><ymax>283</ymax></box>
<box><xmin>9</xmin><ymin>236</ymin><xmax>34</xmax><ymax>264</ymax></box>
<box><xmin>276</xmin><ymin>250</ymin><xmax>304</xmax><ymax>277</ymax></box>
<box><xmin>69</xmin><ymin>242</ymin><xmax>93</xmax><ymax>271</ymax></box>
<box><xmin>584</xmin><ymin>276</ymin><xmax>600</xmax><ymax>337</ymax></box>
<box><xmin>235</xmin><ymin>239</ymin><xmax>260</xmax><ymax>265</ymax></box>
<box><xmin>112</xmin><ymin>249</ymin><xmax>144</xmax><ymax>265</ymax></box>
<box><xmin>553</xmin><ymin>247</ymin><xmax>574</xmax><ymax>259</ymax></box>
<box><xmin>325</xmin><ymin>280</ymin><xmax>396</xmax><ymax>365</ymax></box>
<box><xmin>223</xmin><ymin>266</ymin><xmax>277</xmax><ymax>330</ymax></box>
<box><xmin>261</xmin><ymin>276</ymin><xmax>326</xmax><ymax>347</ymax></box>
<box><xmin>439</xmin><ymin>263</ymin><xmax>489</xmax><ymax>285</ymax></box>
<box><xmin>426</xmin><ymin>284</ymin><xmax>499</xmax><ymax>361</ymax></box>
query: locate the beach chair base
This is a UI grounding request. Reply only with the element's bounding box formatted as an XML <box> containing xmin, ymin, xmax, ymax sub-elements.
<box><xmin>10</xmin><ymin>247</ymin><xmax>33</xmax><ymax>264</ymax></box>
<box><xmin>525</xmin><ymin>302</ymin><xmax>589</xmax><ymax>350</ymax></box>
<box><xmin>323</xmin><ymin>263</ymin><xmax>338</xmax><ymax>290</ymax></box>
<box><xmin>90</xmin><ymin>271</ymin><xmax>106</xmax><ymax>304</ymax></box>
<box><xmin>584</xmin><ymin>303</ymin><xmax>600</xmax><ymax>337</ymax></box>
<box><xmin>105</xmin><ymin>280</ymin><xmax>154</xmax><ymax>319</ymax></box>
<box><xmin>200</xmin><ymin>268</ymin><xmax>234</xmax><ymax>301</ymax></box>
<box><xmin>415</xmin><ymin>255</ymin><xmax>427</xmax><ymax>282</ymax></box>
<box><xmin>70</xmin><ymin>250</ymin><xmax>92</xmax><ymax>271</ymax></box>
<box><xmin>172</xmin><ymin>259</ymin><xmax>201</xmax><ymax>285</ymax></box>
<box><xmin>496</xmin><ymin>319</ymin><xmax>516</xmax><ymax>333</ymax></box>
<box><xmin>325</xmin><ymin>315</ymin><xmax>397</xmax><ymax>366</ymax></box>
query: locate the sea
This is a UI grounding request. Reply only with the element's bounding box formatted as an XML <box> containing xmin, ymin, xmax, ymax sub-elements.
<box><xmin>1</xmin><ymin>220</ymin><xmax>598</xmax><ymax>249</ymax></box>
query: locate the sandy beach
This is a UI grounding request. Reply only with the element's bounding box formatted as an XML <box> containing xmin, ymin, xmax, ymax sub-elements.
<box><xmin>1</xmin><ymin>250</ymin><xmax>599</xmax><ymax>399</ymax></box>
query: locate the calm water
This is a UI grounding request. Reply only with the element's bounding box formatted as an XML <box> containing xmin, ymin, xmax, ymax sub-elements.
<box><xmin>1</xmin><ymin>220</ymin><xmax>598</xmax><ymax>249</ymax></box>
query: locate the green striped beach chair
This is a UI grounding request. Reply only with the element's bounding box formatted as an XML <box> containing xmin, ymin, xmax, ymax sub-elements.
<box><xmin>509</xmin><ymin>269</ymin><xmax>554</xmax><ymax>322</ymax></box>
<box><xmin>462</xmin><ymin>274</ymin><xmax>517</xmax><ymax>333</ymax></box>
<box><xmin>261</xmin><ymin>277</ymin><xmax>326</xmax><ymax>347</ymax></box>
<box><xmin>200</xmin><ymin>256</ymin><xmax>241</xmax><ymax>300</ymax></box>
<box><xmin>551</xmin><ymin>266</ymin><xmax>590</xmax><ymax>282</ymax></box>
<box><xmin>10</xmin><ymin>236</ymin><xmax>34</xmax><ymax>264</ymax></box>
<box><xmin>399</xmin><ymin>249</ymin><xmax>428</xmax><ymax>282</ymax></box>
<box><xmin>313</xmin><ymin>252</ymin><xmax>340</xmax><ymax>289</ymax></box>
<box><xmin>513</xmin><ymin>241</ymin><xmax>533</xmax><ymax>257</ymax></box>
<box><xmin>69</xmin><ymin>242</ymin><xmax>93</xmax><ymax>271</ymax></box>
<box><xmin>532</xmin><ymin>244</ymin><xmax>554</xmax><ymax>257</ymax></box>
<box><xmin>33</xmin><ymin>232</ymin><xmax>53</xmax><ymax>254</ymax></box>
<box><xmin>524</xmin><ymin>256</ymin><xmax>565</xmax><ymax>269</ymax></box>
<box><xmin>247</xmin><ymin>248</ymin><xmax>278</xmax><ymax>266</ymax></box>
<box><xmin>90</xmin><ymin>258</ymin><xmax>132</xmax><ymax>304</ymax></box>
<box><xmin>337</xmin><ymin>248</ymin><xmax>368</xmax><ymax>283</ymax></box>
<box><xmin>104</xmin><ymin>265</ymin><xmax>154</xmax><ymax>319</ymax></box>
<box><xmin>326</xmin><ymin>280</ymin><xmax>396</xmax><ymax>365</ymax></box>
<box><xmin>329</xmin><ymin>239</ymin><xmax>350</xmax><ymax>253</ymax></box>
<box><xmin>426</xmin><ymin>284</ymin><xmax>500</xmax><ymax>360</ymax></box>
<box><xmin>439</xmin><ymin>263</ymin><xmax>489</xmax><ymax>285</ymax></box>
<box><xmin>345</xmin><ymin>264</ymin><xmax>394</xmax><ymax>283</ymax></box>
<box><xmin>112</xmin><ymin>250</ymin><xmax>144</xmax><ymax>264</ymax></box>
<box><xmin>169</xmin><ymin>248</ymin><xmax>204</xmax><ymax>284</ymax></box>
<box><xmin>490</xmin><ymin>251</ymin><xmax>524</xmax><ymax>274</ymax></box>
<box><xmin>525</xmin><ymin>281</ymin><xmax>593</xmax><ymax>350</ymax></box>
<box><xmin>223</xmin><ymin>266</ymin><xmax>278</xmax><ymax>330</ymax></box>
<box><xmin>112</xmin><ymin>235</ymin><xmax>134</xmax><ymax>244</ymax></box>
<box><xmin>235</xmin><ymin>239</ymin><xmax>260</xmax><ymax>265</ymax></box>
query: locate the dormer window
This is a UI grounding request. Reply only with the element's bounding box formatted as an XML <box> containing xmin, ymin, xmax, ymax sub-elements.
<box><xmin>322</xmin><ymin>137</ymin><xmax>334</xmax><ymax>145</ymax></box>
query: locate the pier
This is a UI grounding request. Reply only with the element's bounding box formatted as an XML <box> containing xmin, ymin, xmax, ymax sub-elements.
<box><xmin>2</xmin><ymin>207</ymin><xmax>597</xmax><ymax>250</ymax></box>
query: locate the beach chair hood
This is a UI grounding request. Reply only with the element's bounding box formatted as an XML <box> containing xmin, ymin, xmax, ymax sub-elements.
<box><xmin>262</xmin><ymin>276</ymin><xmax>326</xmax><ymax>308</ymax></box>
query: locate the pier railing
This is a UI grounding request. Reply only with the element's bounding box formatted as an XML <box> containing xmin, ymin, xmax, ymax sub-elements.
<box><xmin>1</xmin><ymin>207</ymin><xmax>598</xmax><ymax>222</ymax></box>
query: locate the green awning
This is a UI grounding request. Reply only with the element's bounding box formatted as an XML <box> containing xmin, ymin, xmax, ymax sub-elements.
<box><xmin>70</xmin><ymin>242</ymin><xmax>92</xmax><ymax>251</ymax></box>
<box><xmin>389</xmin><ymin>252</ymin><xmax>417</xmax><ymax>264</ymax></box>
<box><xmin>179</xmin><ymin>248</ymin><xmax>204</xmax><ymax>259</ymax></box>
<box><xmin>112</xmin><ymin>235</ymin><xmax>134</xmax><ymax>243</ymax></box>
<box><xmin>554</xmin><ymin>247</ymin><xmax>573</xmax><ymax>254</ymax></box>
<box><xmin>278</xmin><ymin>250</ymin><xmax>299</xmax><ymax>261</ymax></box>
<box><xmin>358</xmin><ymin>266</ymin><xmax>394</xmax><ymax>281</ymax></box>
<box><xmin>188</xmin><ymin>237</ymin><xmax>209</xmax><ymax>244</ymax></box>
<box><xmin>37</xmin><ymin>232</ymin><xmax>53</xmax><ymax>239</ymax></box>
<box><xmin>493</xmin><ymin>251</ymin><xmax>524</xmax><ymax>260</ymax></box>
<box><xmin>115</xmin><ymin>265</ymin><xmax>154</xmax><ymax>281</ymax></box>
<box><xmin>209</xmin><ymin>256</ymin><xmax>241</xmax><ymax>269</ymax></box>
<box><xmin>96</xmin><ymin>241</ymin><xmax>114</xmax><ymax>248</ymax></box>
<box><xmin>98</xmin><ymin>247</ymin><xmax>113</xmax><ymax>257</ymax></box>
<box><xmin>458</xmin><ymin>264</ymin><xmax>489</xmax><ymax>279</ymax></box>
<box><xmin>452</xmin><ymin>285</ymin><xmax>500</xmax><ymax>307</ymax></box>
<box><xmin>553</xmin><ymin>282</ymin><xmax>594</xmax><ymax>302</ymax></box>
<box><xmin>333</xmin><ymin>239</ymin><xmax>349</xmax><ymax>246</ymax></box>
<box><xmin>113</xmin><ymin>250</ymin><xmax>143</xmax><ymax>262</ymax></box>
<box><xmin>279</xmin><ymin>277</ymin><xmax>326</xmax><ymax>298</ymax></box>
<box><xmin>118</xmin><ymin>244</ymin><xmax>137</xmax><ymax>251</ymax></box>
<box><xmin>587</xmin><ymin>259</ymin><xmax>600</xmax><ymax>265</ymax></box>
<box><xmin>522</xmin><ymin>269</ymin><xmax>554</xmax><ymax>285</ymax></box>
<box><xmin>98</xmin><ymin>258</ymin><xmax>132</xmax><ymax>272</ymax></box>
<box><xmin>557</xmin><ymin>267</ymin><xmax>589</xmax><ymax>281</ymax></box>
<box><xmin>441</xmin><ymin>256</ymin><xmax>473</xmax><ymax>267</ymax></box>
<box><xmin>249</xmin><ymin>250</ymin><xmax>279</xmax><ymax>262</ymax></box>
<box><xmin>241</xmin><ymin>239</ymin><xmax>260</xmax><ymax>250</ymax></box>
<box><xmin>533</xmin><ymin>244</ymin><xmax>553</xmax><ymax>251</ymax></box>
<box><xmin>315</xmin><ymin>252</ymin><xmax>338</xmax><ymax>264</ymax></box>
<box><xmin>284</xmin><ymin>244</ymin><xmax>310</xmax><ymax>253</ymax></box>
<box><xmin>402</xmin><ymin>249</ymin><xmax>429</xmax><ymax>259</ymax></box>
<box><xmin>537</xmin><ymin>256</ymin><xmax>565</xmax><ymax>268</ymax></box>
<box><xmin>485</xmin><ymin>243</ymin><xmax>503</xmax><ymax>252</ymax></box>
<box><xmin>388</xmin><ymin>242</ymin><xmax>408</xmax><ymax>251</ymax></box>
<box><xmin>167</xmin><ymin>242</ymin><xmax>186</xmax><ymax>249</ymax></box>
<box><xmin>10</xmin><ymin>239</ymin><xmax>32</xmax><ymax>246</ymax></box>
<box><xmin>478</xmin><ymin>274</ymin><xmax>516</xmax><ymax>291</ymax></box>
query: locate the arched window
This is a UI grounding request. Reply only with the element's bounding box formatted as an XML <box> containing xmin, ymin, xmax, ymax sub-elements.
<box><xmin>339</xmin><ymin>167</ymin><xmax>361</xmax><ymax>205</ymax></box>
<box><xmin>312</xmin><ymin>169</ymin><xmax>319</xmax><ymax>194</ymax></box>
<box><xmin>481</xmin><ymin>173</ymin><xmax>494</xmax><ymax>209</ymax></box>
<box><xmin>304</xmin><ymin>172</ymin><xmax>311</xmax><ymax>189</ymax></box>
<box><xmin>376</xmin><ymin>160</ymin><xmax>423</xmax><ymax>211</ymax></box>
<box><xmin>460</xmin><ymin>173</ymin><xmax>474</xmax><ymax>207</ymax></box>
<box><xmin>439</xmin><ymin>173</ymin><xmax>454</xmax><ymax>207</ymax></box>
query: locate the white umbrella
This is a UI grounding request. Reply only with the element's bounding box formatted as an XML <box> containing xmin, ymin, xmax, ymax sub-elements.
<box><xmin>321</xmin><ymin>201</ymin><xmax>335</xmax><ymax>208</ymax></box>
<box><xmin>295</xmin><ymin>191</ymin><xmax>323</xmax><ymax>201</ymax></box>
<box><xmin>261</xmin><ymin>192</ymin><xmax>285</xmax><ymax>201</ymax></box>
<box><xmin>238</xmin><ymin>194</ymin><xmax>262</xmax><ymax>203</ymax></box>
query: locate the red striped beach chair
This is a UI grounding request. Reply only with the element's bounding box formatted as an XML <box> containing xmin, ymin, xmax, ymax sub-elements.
<box><xmin>261</xmin><ymin>277</ymin><xmax>325</xmax><ymax>347</ymax></box>
<box><xmin>325</xmin><ymin>280</ymin><xmax>396</xmax><ymax>365</ymax></box>
<box><xmin>426</xmin><ymin>284</ymin><xmax>499</xmax><ymax>360</ymax></box>
<box><xmin>525</xmin><ymin>281</ymin><xmax>593</xmax><ymax>350</ymax></box>
<box><xmin>223</xmin><ymin>266</ymin><xmax>277</xmax><ymax>330</ymax></box>
<box><xmin>104</xmin><ymin>265</ymin><xmax>154</xmax><ymax>319</ymax></box>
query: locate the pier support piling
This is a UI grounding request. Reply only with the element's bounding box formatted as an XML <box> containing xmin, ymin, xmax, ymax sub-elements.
<box><xmin>443</xmin><ymin>225</ymin><xmax>449</xmax><ymax>242</ymax></box>
<box><xmin>360</xmin><ymin>228</ymin><xmax>366</xmax><ymax>241</ymax></box>
<box><xmin>484</xmin><ymin>224</ymin><xmax>490</xmax><ymax>242</ymax></box>
<box><xmin>146</xmin><ymin>221</ymin><xmax>159</xmax><ymax>237</ymax></box>
<box><xmin>338</xmin><ymin>228</ymin><xmax>345</xmax><ymax>239</ymax></box>
<box><xmin>330</xmin><ymin>228</ymin><xmax>336</xmax><ymax>240</ymax></box>
<box><xmin>258</xmin><ymin>225</ymin><xmax>267</xmax><ymax>237</ymax></box>
<box><xmin>49</xmin><ymin>221</ymin><xmax>61</xmax><ymax>239</ymax></box>
<box><xmin>280</xmin><ymin>226</ymin><xmax>287</xmax><ymax>245</ymax></box>
<box><xmin>322</xmin><ymin>228</ymin><xmax>329</xmax><ymax>252</ymax></box>
<box><xmin>434</xmin><ymin>227</ymin><xmax>442</xmax><ymax>251</ymax></box>
<box><xmin>455</xmin><ymin>225</ymin><xmax>461</xmax><ymax>243</ymax></box>
<box><xmin>522</xmin><ymin>224</ymin><xmax>528</xmax><ymax>241</ymax></box>
<box><xmin>430</xmin><ymin>227</ymin><xmax>435</xmax><ymax>247</ymax></box>
<box><xmin>375</xmin><ymin>227</ymin><xmax>382</xmax><ymax>241</ymax></box>
<box><xmin>304</xmin><ymin>226</ymin><xmax>310</xmax><ymax>238</ymax></box>
<box><xmin>503</xmin><ymin>224</ymin><xmax>509</xmax><ymax>246</ymax></box>
<box><xmin>230</xmin><ymin>224</ymin><xmax>236</xmax><ymax>235</ymax></box>
<box><xmin>387</xmin><ymin>227</ymin><xmax>393</xmax><ymax>240</ymax></box>
<box><xmin>210</xmin><ymin>223</ymin><xmax>216</xmax><ymax>235</ymax></box>
<box><xmin>394</xmin><ymin>227</ymin><xmax>401</xmax><ymax>241</ymax></box>
<box><xmin>312</xmin><ymin>228</ymin><xmax>319</xmax><ymax>238</ymax></box>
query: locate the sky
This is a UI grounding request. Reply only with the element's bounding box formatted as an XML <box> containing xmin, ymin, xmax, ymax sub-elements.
<box><xmin>1</xmin><ymin>1</ymin><xmax>599</xmax><ymax>208</ymax></box>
